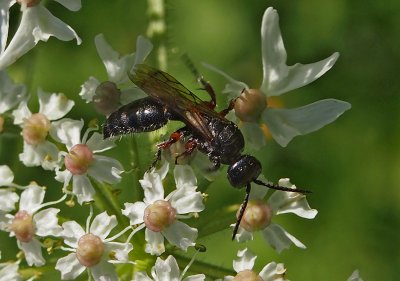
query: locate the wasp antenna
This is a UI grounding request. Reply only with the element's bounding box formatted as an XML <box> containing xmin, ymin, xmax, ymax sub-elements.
<box><xmin>181</xmin><ymin>53</ymin><xmax>201</xmax><ymax>78</ymax></box>
<box><xmin>253</xmin><ymin>179</ymin><xmax>311</xmax><ymax>194</ymax></box>
<box><xmin>232</xmin><ymin>183</ymin><xmax>251</xmax><ymax>241</ymax></box>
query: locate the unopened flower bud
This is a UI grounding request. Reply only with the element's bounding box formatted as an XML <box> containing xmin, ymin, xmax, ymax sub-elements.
<box><xmin>22</xmin><ymin>113</ymin><xmax>51</xmax><ymax>145</ymax></box>
<box><xmin>9</xmin><ymin>210</ymin><xmax>35</xmax><ymax>243</ymax></box>
<box><xmin>64</xmin><ymin>144</ymin><xmax>93</xmax><ymax>175</ymax></box>
<box><xmin>233</xmin><ymin>269</ymin><xmax>263</xmax><ymax>281</ymax></box>
<box><xmin>76</xmin><ymin>234</ymin><xmax>104</xmax><ymax>267</ymax></box>
<box><xmin>234</xmin><ymin>89</ymin><xmax>266</xmax><ymax>122</ymax></box>
<box><xmin>238</xmin><ymin>200</ymin><xmax>272</xmax><ymax>232</ymax></box>
<box><xmin>144</xmin><ymin>200</ymin><xmax>176</xmax><ymax>232</ymax></box>
<box><xmin>93</xmin><ymin>81</ymin><xmax>121</xmax><ymax>116</ymax></box>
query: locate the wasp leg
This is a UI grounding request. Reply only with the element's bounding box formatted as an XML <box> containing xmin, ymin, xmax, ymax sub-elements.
<box><xmin>219</xmin><ymin>98</ymin><xmax>237</xmax><ymax>117</ymax></box>
<box><xmin>148</xmin><ymin>127</ymin><xmax>190</xmax><ymax>170</ymax></box>
<box><xmin>174</xmin><ymin>137</ymin><xmax>198</xmax><ymax>164</ymax></box>
<box><xmin>232</xmin><ymin>183</ymin><xmax>251</xmax><ymax>240</ymax></box>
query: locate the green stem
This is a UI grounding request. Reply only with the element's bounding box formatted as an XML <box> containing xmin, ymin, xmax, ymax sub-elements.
<box><xmin>174</xmin><ymin>253</ymin><xmax>235</xmax><ymax>279</ymax></box>
<box><xmin>126</xmin><ymin>136</ymin><xmax>143</xmax><ymax>202</ymax></box>
<box><xmin>147</xmin><ymin>0</ymin><xmax>168</xmax><ymax>70</ymax></box>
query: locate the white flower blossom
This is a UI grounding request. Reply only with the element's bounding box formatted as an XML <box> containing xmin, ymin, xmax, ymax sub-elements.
<box><xmin>12</xmin><ymin>89</ymin><xmax>74</xmax><ymax>170</ymax></box>
<box><xmin>204</xmin><ymin>7</ymin><xmax>351</xmax><ymax>148</ymax></box>
<box><xmin>0</xmin><ymin>0</ymin><xmax>81</xmax><ymax>70</ymax></box>
<box><xmin>79</xmin><ymin>34</ymin><xmax>152</xmax><ymax>115</ymax></box>
<box><xmin>0</xmin><ymin>71</ymin><xmax>27</xmax><ymax>115</ymax></box>
<box><xmin>233</xmin><ymin>178</ymin><xmax>317</xmax><ymax>253</ymax></box>
<box><xmin>133</xmin><ymin>255</ymin><xmax>205</xmax><ymax>281</ymax></box>
<box><xmin>0</xmin><ymin>261</ymin><xmax>21</xmax><ymax>281</ymax></box>
<box><xmin>51</xmin><ymin>118</ymin><xmax>123</xmax><ymax>204</ymax></box>
<box><xmin>55</xmin><ymin>211</ymin><xmax>133</xmax><ymax>281</ymax></box>
<box><xmin>2</xmin><ymin>184</ymin><xmax>63</xmax><ymax>267</ymax></box>
<box><xmin>122</xmin><ymin>162</ymin><xmax>204</xmax><ymax>256</ymax></box>
<box><xmin>220</xmin><ymin>248</ymin><xmax>290</xmax><ymax>281</ymax></box>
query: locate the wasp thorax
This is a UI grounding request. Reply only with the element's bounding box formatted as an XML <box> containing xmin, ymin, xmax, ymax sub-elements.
<box><xmin>94</xmin><ymin>81</ymin><xmax>121</xmax><ymax>116</ymax></box>
<box><xmin>0</xmin><ymin>115</ymin><xmax>4</xmax><ymax>133</ymax></box>
<box><xmin>234</xmin><ymin>89</ymin><xmax>266</xmax><ymax>122</ymax></box>
<box><xmin>76</xmin><ymin>233</ymin><xmax>104</xmax><ymax>267</ymax></box>
<box><xmin>9</xmin><ymin>210</ymin><xmax>35</xmax><ymax>243</ymax></box>
<box><xmin>17</xmin><ymin>0</ymin><xmax>41</xmax><ymax>7</ymax></box>
<box><xmin>233</xmin><ymin>269</ymin><xmax>263</xmax><ymax>281</ymax></box>
<box><xmin>144</xmin><ymin>200</ymin><xmax>176</xmax><ymax>232</ymax></box>
<box><xmin>64</xmin><ymin>144</ymin><xmax>94</xmax><ymax>175</ymax></box>
<box><xmin>238</xmin><ymin>200</ymin><xmax>272</xmax><ymax>232</ymax></box>
<box><xmin>22</xmin><ymin>113</ymin><xmax>51</xmax><ymax>145</ymax></box>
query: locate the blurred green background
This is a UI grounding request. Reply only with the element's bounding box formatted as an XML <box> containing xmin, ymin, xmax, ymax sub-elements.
<box><xmin>1</xmin><ymin>0</ymin><xmax>399</xmax><ymax>280</ymax></box>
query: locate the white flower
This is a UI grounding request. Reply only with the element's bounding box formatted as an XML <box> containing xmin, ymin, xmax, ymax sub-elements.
<box><xmin>0</xmin><ymin>71</ymin><xmax>27</xmax><ymax>115</ymax></box>
<box><xmin>221</xmin><ymin>248</ymin><xmax>290</xmax><ymax>281</ymax></box>
<box><xmin>55</xmin><ymin>211</ymin><xmax>133</xmax><ymax>281</ymax></box>
<box><xmin>122</xmin><ymin>162</ymin><xmax>204</xmax><ymax>256</ymax></box>
<box><xmin>233</xmin><ymin>178</ymin><xmax>317</xmax><ymax>253</ymax></box>
<box><xmin>0</xmin><ymin>261</ymin><xmax>21</xmax><ymax>281</ymax></box>
<box><xmin>347</xmin><ymin>270</ymin><xmax>364</xmax><ymax>281</ymax></box>
<box><xmin>204</xmin><ymin>7</ymin><xmax>351</xmax><ymax>148</ymax></box>
<box><xmin>0</xmin><ymin>165</ymin><xmax>19</xmax><ymax>212</ymax></box>
<box><xmin>0</xmin><ymin>0</ymin><xmax>81</xmax><ymax>70</ymax></box>
<box><xmin>51</xmin><ymin>118</ymin><xmax>123</xmax><ymax>204</ymax></box>
<box><xmin>134</xmin><ymin>255</ymin><xmax>205</xmax><ymax>281</ymax></box>
<box><xmin>2</xmin><ymin>184</ymin><xmax>63</xmax><ymax>266</ymax></box>
<box><xmin>79</xmin><ymin>34</ymin><xmax>152</xmax><ymax>115</ymax></box>
<box><xmin>12</xmin><ymin>89</ymin><xmax>74</xmax><ymax>170</ymax></box>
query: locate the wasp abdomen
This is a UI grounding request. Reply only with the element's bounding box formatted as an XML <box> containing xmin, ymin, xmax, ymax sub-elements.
<box><xmin>103</xmin><ymin>97</ymin><xmax>168</xmax><ymax>138</ymax></box>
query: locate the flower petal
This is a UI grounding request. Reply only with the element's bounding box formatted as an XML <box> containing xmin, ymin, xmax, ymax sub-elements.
<box><xmin>183</xmin><ymin>275</ymin><xmax>206</xmax><ymax>281</ymax></box>
<box><xmin>72</xmin><ymin>175</ymin><xmax>96</xmax><ymax>205</ymax></box>
<box><xmin>19</xmin><ymin>184</ymin><xmax>44</xmax><ymax>213</ymax></box>
<box><xmin>91</xmin><ymin>260</ymin><xmax>118</xmax><ymax>281</ymax></box>
<box><xmin>61</xmin><ymin>220</ymin><xmax>85</xmax><ymax>248</ymax></box>
<box><xmin>202</xmin><ymin>62</ymin><xmax>248</xmax><ymax>98</ymax></box>
<box><xmin>0</xmin><ymin>71</ymin><xmax>27</xmax><ymax>114</ymax></box>
<box><xmin>50</xmin><ymin>118</ymin><xmax>83</xmax><ymax>150</ymax></box>
<box><xmin>163</xmin><ymin>221</ymin><xmax>197</xmax><ymax>251</ymax></box>
<box><xmin>11</xmin><ymin>100</ymin><xmax>31</xmax><ymax>125</ymax></box>
<box><xmin>174</xmin><ymin>165</ymin><xmax>197</xmax><ymax>189</ymax></box>
<box><xmin>0</xmin><ymin>262</ymin><xmax>21</xmax><ymax>281</ymax></box>
<box><xmin>122</xmin><ymin>202</ymin><xmax>146</xmax><ymax>225</ymax></box>
<box><xmin>90</xmin><ymin>211</ymin><xmax>117</xmax><ymax>239</ymax></box>
<box><xmin>259</xmin><ymin>262</ymin><xmax>288</xmax><ymax>281</ymax></box>
<box><xmin>0</xmin><ymin>189</ymin><xmax>18</xmax><ymax>212</ymax></box>
<box><xmin>38</xmin><ymin>90</ymin><xmax>74</xmax><ymax>120</ymax></box>
<box><xmin>240</xmin><ymin>122</ymin><xmax>267</xmax><ymax>150</ymax></box>
<box><xmin>141</xmin><ymin>172</ymin><xmax>165</xmax><ymax>204</ymax></box>
<box><xmin>232</xmin><ymin>224</ymin><xmax>254</xmax><ymax>243</ymax></box>
<box><xmin>133</xmin><ymin>272</ymin><xmax>152</xmax><ymax>281</ymax></box>
<box><xmin>145</xmin><ymin>228</ymin><xmax>165</xmax><ymax>255</ymax></box>
<box><xmin>95</xmin><ymin>34</ymin><xmax>134</xmax><ymax>84</ymax></box>
<box><xmin>55</xmin><ymin>253</ymin><xmax>86</xmax><ymax>280</ymax></box>
<box><xmin>347</xmin><ymin>270</ymin><xmax>364</xmax><ymax>281</ymax></box>
<box><xmin>54</xmin><ymin>0</ymin><xmax>81</xmax><ymax>12</ymax></box>
<box><xmin>33</xmin><ymin>208</ymin><xmax>62</xmax><ymax>237</ymax></box>
<box><xmin>268</xmin><ymin>179</ymin><xmax>317</xmax><ymax>219</ymax></box>
<box><xmin>0</xmin><ymin>165</ymin><xmax>14</xmax><ymax>186</ymax></box>
<box><xmin>19</xmin><ymin>141</ymin><xmax>60</xmax><ymax>170</ymax></box>
<box><xmin>79</xmin><ymin>76</ymin><xmax>100</xmax><ymax>103</ymax></box>
<box><xmin>260</xmin><ymin>7</ymin><xmax>339</xmax><ymax>97</ymax></box>
<box><xmin>105</xmin><ymin>242</ymin><xmax>133</xmax><ymax>262</ymax></box>
<box><xmin>261</xmin><ymin>223</ymin><xmax>306</xmax><ymax>253</ymax></box>
<box><xmin>168</xmin><ymin>188</ymin><xmax>204</xmax><ymax>214</ymax></box>
<box><xmin>133</xmin><ymin>35</ymin><xmax>153</xmax><ymax>66</ymax></box>
<box><xmin>0</xmin><ymin>1</ymin><xmax>13</xmax><ymax>54</ymax></box>
<box><xmin>153</xmin><ymin>255</ymin><xmax>180</xmax><ymax>281</ymax></box>
<box><xmin>86</xmin><ymin>132</ymin><xmax>116</xmax><ymax>153</ymax></box>
<box><xmin>18</xmin><ymin>238</ymin><xmax>45</xmax><ymax>266</ymax></box>
<box><xmin>263</xmin><ymin>99</ymin><xmax>351</xmax><ymax>147</ymax></box>
<box><xmin>232</xmin><ymin>248</ymin><xmax>256</xmax><ymax>273</ymax></box>
<box><xmin>0</xmin><ymin>6</ymin><xmax>81</xmax><ymax>70</ymax></box>
<box><xmin>89</xmin><ymin>155</ymin><xmax>123</xmax><ymax>184</ymax></box>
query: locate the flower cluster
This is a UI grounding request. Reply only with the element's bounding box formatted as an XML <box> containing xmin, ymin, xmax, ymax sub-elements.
<box><xmin>0</xmin><ymin>3</ymin><xmax>356</xmax><ymax>281</ymax></box>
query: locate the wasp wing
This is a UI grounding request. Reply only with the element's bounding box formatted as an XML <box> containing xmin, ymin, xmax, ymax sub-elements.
<box><xmin>129</xmin><ymin>64</ymin><xmax>230</xmax><ymax>140</ymax></box>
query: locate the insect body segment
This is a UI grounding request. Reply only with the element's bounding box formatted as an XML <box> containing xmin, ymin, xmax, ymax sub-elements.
<box><xmin>103</xmin><ymin>64</ymin><xmax>310</xmax><ymax>240</ymax></box>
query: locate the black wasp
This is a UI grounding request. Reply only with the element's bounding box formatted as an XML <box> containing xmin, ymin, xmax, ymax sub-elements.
<box><xmin>103</xmin><ymin>64</ymin><xmax>310</xmax><ymax>239</ymax></box>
